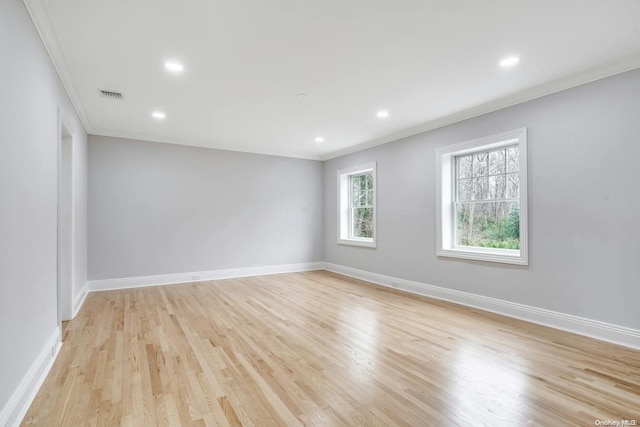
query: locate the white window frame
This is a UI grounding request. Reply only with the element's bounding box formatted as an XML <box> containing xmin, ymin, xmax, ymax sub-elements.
<box><xmin>436</xmin><ymin>128</ymin><xmax>528</xmax><ymax>265</ymax></box>
<box><xmin>337</xmin><ymin>162</ymin><xmax>377</xmax><ymax>248</ymax></box>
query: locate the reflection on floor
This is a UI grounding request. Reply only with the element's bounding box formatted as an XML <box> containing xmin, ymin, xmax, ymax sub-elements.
<box><xmin>22</xmin><ymin>271</ymin><xmax>640</xmax><ymax>426</ymax></box>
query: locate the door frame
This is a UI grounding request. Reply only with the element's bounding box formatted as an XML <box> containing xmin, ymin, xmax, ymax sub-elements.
<box><xmin>57</xmin><ymin>108</ymin><xmax>76</xmax><ymax>327</ymax></box>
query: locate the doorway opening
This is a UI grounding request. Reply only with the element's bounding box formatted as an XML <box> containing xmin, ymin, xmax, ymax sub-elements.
<box><xmin>57</xmin><ymin>118</ymin><xmax>74</xmax><ymax>338</ymax></box>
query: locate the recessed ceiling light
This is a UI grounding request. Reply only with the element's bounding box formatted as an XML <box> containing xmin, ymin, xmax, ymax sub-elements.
<box><xmin>164</xmin><ymin>61</ymin><xmax>184</xmax><ymax>73</ymax></box>
<box><xmin>152</xmin><ymin>111</ymin><xmax>166</xmax><ymax>120</ymax></box>
<box><xmin>315</xmin><ymin>137</ymin><xmax>324</xmax><ymax>143</ymax></box>
<box><xmin>296</xmin><ymin>93</ymin><xmax>309</xmax><ymax>99</ymax></box>
<box><xmin>376</xmin><ymin>110</ymin><xmax>389</xmax><ymax>119</ymax></box>
<box><xmin>499</xmin><ymin>56</ymin><xmax>520</xmax><ymax>67</ymax></box>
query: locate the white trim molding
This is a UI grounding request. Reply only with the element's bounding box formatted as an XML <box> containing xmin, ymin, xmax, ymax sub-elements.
<box><xmin>20</xmin><ymin>0</ymin><xmax>640</xmax><ymax>163</ymax></box>
<box><xmin>89</xmin><ymin>129</ymin><xmax>324</xmax><ymax>161</ymax></box>
<box><xmin>57</xmin><ymin>107</ymin><xmax>78</xmax><ymax>323</ymax></box>
<box><xmin>0</xmin><ymin>328</ymin><xmax>61</xmax><ymax>427</ymax></box>
<box><xmin>323</xmin><ymin>263</ymin><xmax>640</xmax><ymax>350</ymax></box>
<box><xmin>88</xmin><ymin>262</ymin><xmax>324</xmax><ymax>292</ymax></box>
<box><xmin>436</xmin><ymin>128</ymin><xmax>528</xmax><ymax>265</ymax></box>
<box><xmin>321</xmin><ymin>57</ymin><xmax>640</xmax><ymax>161</ymax></box>
<box><xmin>73</xmin><ymin>283</ymin><xmax>88</xmax><ymax>317</ymax></box>
<box><xmin>23</xmin><ymin>0</ymin><xmax>92</xmax><ymax>132</ymax></box>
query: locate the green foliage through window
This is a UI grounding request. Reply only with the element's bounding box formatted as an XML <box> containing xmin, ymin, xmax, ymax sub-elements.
<box><xmin>455</xmin><ymin>146</ymin><xmax>520</xmax><ymax>249</ymax></box>
<box><xmin>350</xmin><ymin>173</ymin><xmax>374</xmax><ymax>239</ymax></box>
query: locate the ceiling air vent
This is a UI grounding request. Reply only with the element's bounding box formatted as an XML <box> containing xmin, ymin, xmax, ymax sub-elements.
<box><xmin>99</xmin><ymin>90</ymin><xmax>124</xmax><ymax>100</ymax></box>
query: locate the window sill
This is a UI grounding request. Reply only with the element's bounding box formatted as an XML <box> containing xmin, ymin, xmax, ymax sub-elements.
<box><xmin>437</xmin><ymin>247</ymin><xmax>527</xmax><ymax>265</ymax></box>
<box><xmin>338</xmin><ymin>238</ymin><xmax>377</xmax><ymax>248</ymax></box>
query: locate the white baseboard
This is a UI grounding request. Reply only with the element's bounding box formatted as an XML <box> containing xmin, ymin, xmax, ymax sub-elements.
<box><xmin>0</xmin><ymin>327</ymin><xmax>61</xmax><ymax>427</ymax></box>
<box><xmin>323</xmin><ymin>263</ymin><xmax>640</xmax><ymax>350</ymax></box>
<box><xmin>88</xmin><ymin>262</ymin><xmax>325</xmax><ymax>292</ymax></box>
<box><xmin>72</xmin><ymin>283</ymin><xmax>88</xmax><ymax>318</ymax></box>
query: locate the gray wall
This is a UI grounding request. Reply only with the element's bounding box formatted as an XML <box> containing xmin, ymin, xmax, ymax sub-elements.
<box><xmin>0</xmin><ymin>0</ymin><xmax>87</xmax><ymax>413</ymax></box>
<box><xmin>88</xmin><ymin>136</ymin><xmax>323</xmax><ymax>280</ymax></box>
<box><xmin>324</xmin><ymin>68</ymin><xmax>640</xmax><ymax>330</ymax></box>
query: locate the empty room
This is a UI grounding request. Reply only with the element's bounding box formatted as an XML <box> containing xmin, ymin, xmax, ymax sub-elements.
<box><xmin>2</xmin><ymin>0</ymin><xmax>640</xmax><ymax>426</ymax></box>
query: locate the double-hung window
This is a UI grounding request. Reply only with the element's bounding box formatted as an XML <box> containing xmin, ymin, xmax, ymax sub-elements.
<box><xmin>436</xmin><ymin>128</ymin><xmax>528</xmax><ymax>264</ymax></box>
<box><xmin>338</xmin><ymin>163</ymin><xmax>377</xmax><ymax>247</ymax></box>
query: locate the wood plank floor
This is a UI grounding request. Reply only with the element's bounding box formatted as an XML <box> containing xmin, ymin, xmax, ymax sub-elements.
<box><xmin>22</xmin><ymin>271</ymin><xmax>640</xmax><ymax>426</ymax></box>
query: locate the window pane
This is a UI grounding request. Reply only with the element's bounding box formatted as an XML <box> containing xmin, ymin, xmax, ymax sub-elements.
<box><xmin>351</xmin><ymin>175</ymin><xmax>373</xmax><ymax>207</ymax></box>
<box><xmin>489</xmin><ymin>175</ymin><xmax>506</xmax><ymax>199</ymax></box>
<box><xmin>489</xmin><ymin>149</ymin><xmax>506</xmax><ymax>175</ymax></box>
<box><xmin>351</xmin><ymin>173</ymin><xmax>373</xmax><ymax>193</ymax></box>
<box><xmin>351</xmin><ymin>176</ymin><xmax>359</xmax><ymax>193</ymax></box>
<box><xmin>457</xmin><ymin>155</ymin><xmax>473</xmax><ymax>178</ymax></box>
<box><xmin>507</xmin><ymin>147</ymin><xmax>519</xmax><ymax>173</ymax></box>
<box><xmin>352</xmin><ymin>207</ymin><xmax>374</xmax><ymax>238</ymax></box>
<box><xmin>473</xmin><ymin>152</ymin><xmax>488</xmax><ymax>176</ymax></box>
<box><xmin>455</xmin><ymin>201</ymin><xmax>520</xmax><ymax>249</ymax></box>
<box><xmin>506</xmin><ymin>173</ymin><xmax>519</xmax><ymax>198</ymax></box>
<box><xmin>457</xmin><ymin>178</ymin><xmax>473</xmax><ymax>201</ymax></box>
<box><xmin>359</xmin><ymin>191</ymin><xmax>368</xmax><ymax>206</ymax></box>
<box><xmin>352</xmin><ymin>189</ymin><xmax>373</xmax><ymax>207</ymax></box>
<box><xmin>474</xmin><ymin>176</ymin><xmax>488</xmax><ymax>200</ymax></box>
<box><xmin>350</xmin><ymin>190</ymin><xmax>360</xmax><ymax>207</ymax></box>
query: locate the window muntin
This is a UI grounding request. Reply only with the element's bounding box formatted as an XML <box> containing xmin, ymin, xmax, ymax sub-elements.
<box><xmin>338</xmin><ymin>163</ymin><xmax>377</xmax><ymax>247</ymax></box>
<box><xmin>436</xmin><ymin>128</ymin><xmax>527</xmax><ymax>265</ymax></box>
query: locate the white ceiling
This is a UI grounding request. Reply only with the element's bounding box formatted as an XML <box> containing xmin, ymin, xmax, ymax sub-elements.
<box><xmin>25</xmin><ymin>0</ymin><xmax>640</xmax><ymax>160</ymax></box>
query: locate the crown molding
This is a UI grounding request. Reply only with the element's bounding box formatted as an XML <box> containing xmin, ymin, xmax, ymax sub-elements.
<box><xmin>320</xmin><ymin>56</ymin><xmax>640</xmax><ymax>160</ymax></box>
<box><xmin>22</xmin><ymin>0</ymin><xmax>640</xmax><ymax>162</ymax></box>
<box><xmin>93</xmin><ymin>55</ymin><xmax>640</xmax><ymax>161</ymax></box>
<box><xmin>23</xmin><ymin>0</ymin><xmax>93</xmax><ymax>133</ymax></box>
<box><xmin>89</xmin><ymin>128</ymin><xmax>325</xmax><ymax>161</ymax></box>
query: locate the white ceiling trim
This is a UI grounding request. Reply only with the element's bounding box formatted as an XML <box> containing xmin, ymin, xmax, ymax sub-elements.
<box><xmin>24</xmin><ymin>0</ymin><xmax>640</xmax><ymax>162</ymax></box>
<box><xmin>321</xmin><ymin>55</ymin><xmax>640</xmax><ymax>161</ymax></box>
<box><xmin>23</xmin><ymin>0</ymin><xmax>92</xmax><ymax>133</ymax></box>
<box><xmin>90</xmin><ymin>128</ymin><xmax>324</xmax><ymax>161</ymax></box>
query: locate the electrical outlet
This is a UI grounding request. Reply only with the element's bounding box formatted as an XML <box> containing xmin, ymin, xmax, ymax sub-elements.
<box><xmin>192</xmin><ymin>275</ymin><xmax>201</xmax><ymax>281</ymax></box>
<box><xmin>391</xmin><ymin>281</ymin><xmax>399</xmax><ymax>288</ymax></box>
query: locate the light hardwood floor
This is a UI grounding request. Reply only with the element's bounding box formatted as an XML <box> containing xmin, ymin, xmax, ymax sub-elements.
<box><xmin>22</xmin><ymin>271</ymin><xmax>640</xmax><ymax>426</ymax></box>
